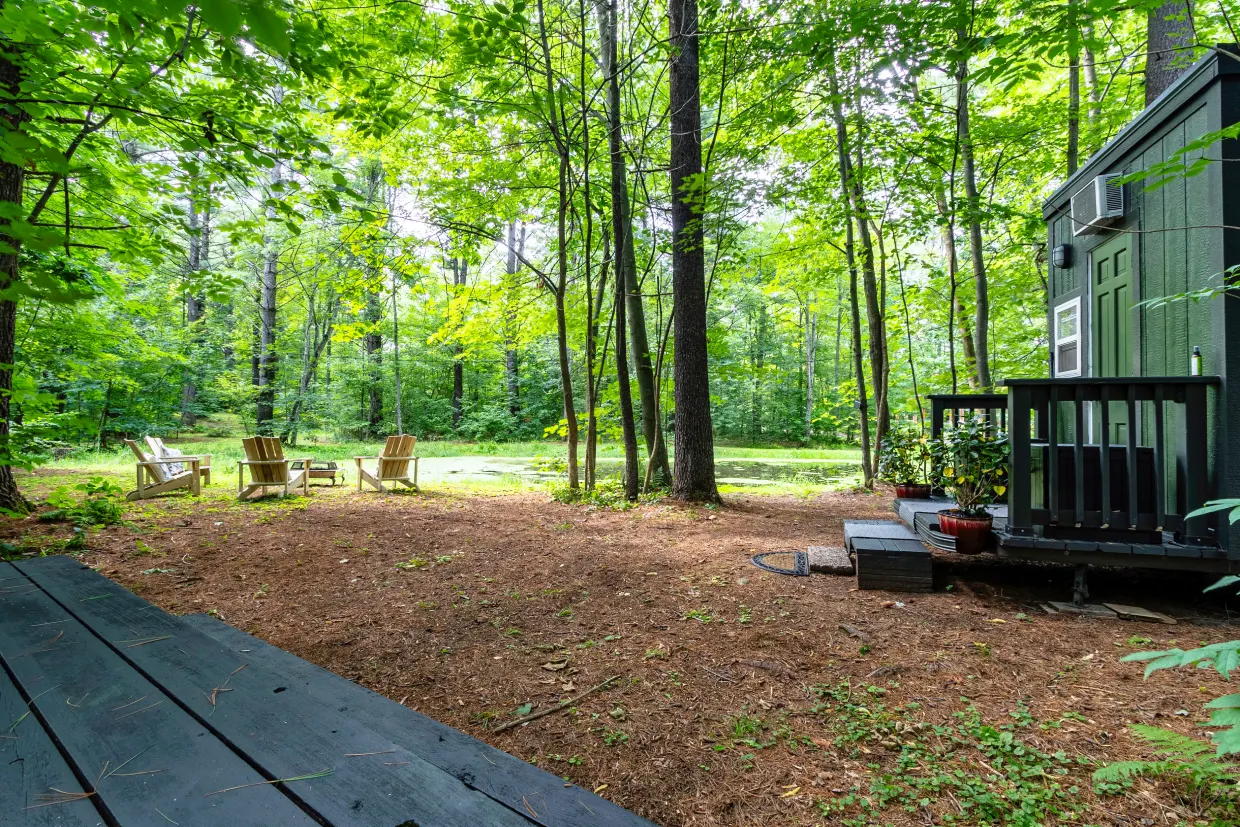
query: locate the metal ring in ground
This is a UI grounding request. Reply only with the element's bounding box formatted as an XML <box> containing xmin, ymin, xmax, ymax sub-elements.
<box><xmin>750</xmin><ymin>551</ymin><xmax>810</xmax><ymax>576</ymax></box>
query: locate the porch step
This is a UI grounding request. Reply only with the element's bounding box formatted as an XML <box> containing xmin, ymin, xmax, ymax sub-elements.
<box><xmin>892</xmin><ymin>497</ymin><xmax>952</xmax><ymax>528</ymax></box>
<box><xmin>843</xmin><ymin>520</ymin><xmax>918</xmax><ymax>553</ymax></box>
<box><xmin>853</xmin><ymin>538</ymin><xmax>933</xmax><ymax>592</ymax></box>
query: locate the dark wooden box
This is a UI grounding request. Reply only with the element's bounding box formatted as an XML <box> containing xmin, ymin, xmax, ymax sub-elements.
<box><xmin>854</xmin><ymin>538</ymin><xmax>932</xmax><ymax>592</ymax></box>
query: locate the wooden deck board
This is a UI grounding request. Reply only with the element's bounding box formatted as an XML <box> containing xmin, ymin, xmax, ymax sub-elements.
<box><xmin>0</xmin><ymin>651</ymin><xmax>103</xmax><ymax>826</ymax></box>
<box><xmin>179</xmin><ymin>613</ymin><xmax>656</xmax><ymax>827</ymax></box>
<box><xmin>14</xmin><ymin>556</ymin><xmax>537</xmax><ymax>827</ymax></box>
<box><xmin>0</xmin><ymin>565</ymin><xmax>316</xmax><ymax>827</ymax></box>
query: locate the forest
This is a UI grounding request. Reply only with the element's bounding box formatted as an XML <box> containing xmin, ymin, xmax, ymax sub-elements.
<box><xmin>0</xmin><ymin>0</ymin><xmax>1231</xmax><ymax>509</ymax></box>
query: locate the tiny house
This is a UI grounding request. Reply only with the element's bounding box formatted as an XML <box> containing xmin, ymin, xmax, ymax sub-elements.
<box><xmin>949</xmin><ymin>47</ymin><xmax>1240</xmax><ymax>571</ymax></box>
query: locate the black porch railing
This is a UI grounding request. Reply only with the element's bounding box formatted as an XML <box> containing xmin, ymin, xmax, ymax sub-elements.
<box><xmin>1003</xmin><ymin>377</ymin><xmax>1220</xmax><ymax>546</ymax></box>
<box><xmin>928</xmin><ymin>393</ymin><xmax>1008</xmax><ymax>439</ymax></box>
<box><xmin>927</xmin><ymin>394</ymin><xmax>1008</xmax><ymax>494</ymax></box>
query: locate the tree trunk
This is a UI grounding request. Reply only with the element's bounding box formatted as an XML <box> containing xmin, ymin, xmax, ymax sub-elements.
<box><xmin>449</xmin><ymin>256</ymin><xmax>467</xmax><ymax>428</ymax></box>
<box><xmin>1083</xmin><ymin>28</ymin><xmax>1100</xmax><ymax>123</ymax></box>
<box><xmin>363</xmin><ymin>162</ymin><xmax>384</xmax><ymax>436</ymax></box>
<box><xmin>830</xmin><ymin>64</ymin><xmax>873</xmax><ymax>486</ymax></box>
<box><xmin>955</xmin><ymin>35</ymin><xmax>992</xmax><ymax>390</ymax></box>
<box><xmin>935</xmin><ymin>190</ymin><xmax>979</xmax><ymax>390</ymax></box>
<box><xmin>536</xmin><ymin>0</ymin><xmax>580</xmax><ymax>489</ymax></box>
<box><xmin>804</xmin><ymin>301</ymin><xmax>817</xmax><ymax>445</ymax></box>
<box><xmin>255</xmin><ymin>90</ymin><xmax>283</xmax><ymax>435</ymax></box>
<box><xmin>364</xmin><ymin>289</ymin><xmax>383</xmax><ymax>434</ymax></box>
<box><xmin>1067</xmin><ymin>12</ymin><xmax>1080</xmax><ymax>175</ymax></box>
<box><xmin>848</xmin><ymin>132</ymin><xmax>888</xmax><ymax>468</ymax></box>
<box><xmin>503</xmin><ymin>221</ymin><xmax>522</xmax><ymax>417</ymax></box>
<box><xmin>284</xmin><ymin>293</ymin><xmax>336</xmax><ymax>444</ymax></box>
<box><xmin>181</xmin><ymin>181</ymin><xmax>206</xmax><ymax>426</ymax></box>
<box><xmin>391</xmin><ymin>271</ymin><xmax>403</xmax><ymax>435</ymax></box>
<box><xmin>0</xmin><ymin>42</ymin><xmax>28</xmax><ymax>510</ymax></box>
<box><xmin>668</xmin><ymin>0</ymin><xmax>719</xmax><ymax>502</ymax></box>
<box><xmin>1146</xmin><ymin>1</ymin><xmax>1196</xmax><ymax>105</ymax></box>
<box><xmin>598</xmin><ymin>0</ymin><xmax>669</xmax><ymax>488</ymax></box>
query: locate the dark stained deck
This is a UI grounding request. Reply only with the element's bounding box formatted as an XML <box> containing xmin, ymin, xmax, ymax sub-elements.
<box><xmin>1</xmin><ymin>556</ymin><xmax>657</xmax><ymax>827</ymax></box>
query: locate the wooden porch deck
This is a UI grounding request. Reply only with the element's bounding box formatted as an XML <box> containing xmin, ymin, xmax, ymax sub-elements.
<box><xmin>0</xmin><ymin>555</ymin><xmax>655</xmax><ymax>827</ymax></box>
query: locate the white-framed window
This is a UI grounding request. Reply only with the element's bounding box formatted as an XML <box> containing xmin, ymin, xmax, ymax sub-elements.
<box><xmin>1053</xmin><ymin>297</ymin><xmax>1082</xmax><ymax>378</ymax></box>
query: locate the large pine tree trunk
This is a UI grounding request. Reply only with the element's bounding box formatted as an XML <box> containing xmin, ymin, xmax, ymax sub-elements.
<box><xmin>955</xmin><ymin>36</ymin><xmax>991</xmax><ymax>390</ymax></box>
<box><xmin>668</xmin><ymin>0</ymin><xmax>719</xmax><ymax>503</ymax></box>
<box><xmin>0</xmin><ymin>44</ymin><xmax>29</xmax><ymax>510</ymax></box>
<box><xmin>1146</xmin><ymin>1</ymin><xmax>1196</xmax><ymax>105</ymax></box>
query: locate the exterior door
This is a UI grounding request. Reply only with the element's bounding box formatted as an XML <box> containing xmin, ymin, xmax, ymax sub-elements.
<box><xmin>1092</xmin><ymin>234</ymin><xmax>1134</xmax><ymax>444</ymax></box>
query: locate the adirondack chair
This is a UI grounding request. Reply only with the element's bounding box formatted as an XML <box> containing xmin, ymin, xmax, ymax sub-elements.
<box><xmin>125</xmin><ymin>439</ymin><xmax>207</xmax><ymax>501</ymax></box>
<box><xmin>354</xmin><ymin>435</ymin><xmax>418</xmax><ymax>493</ymax></box>
<box><xmin>237</xmin><ymin>436</ymin><xmax>312</xmax><ymax>499</ymax></box>
<box><xmin>145</xmin><ymin>435</ymin><xmax>211</xmax><ymax>486</ymax></box>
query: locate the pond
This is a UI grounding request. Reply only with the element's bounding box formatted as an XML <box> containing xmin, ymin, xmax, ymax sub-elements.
<box><xmin>416</xmin><ymin>456</ymin><xmax>863</xmax><ymax>488</ymax></box>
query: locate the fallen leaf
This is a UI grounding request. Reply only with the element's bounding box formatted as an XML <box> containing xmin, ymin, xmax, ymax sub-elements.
<box><xmin>987</xmin><ymin>618</ymin><xmax>1006</xmax><ymax>624</ymax></box>
<box><xmin>594</xmin><ymin>784</ymin><xmax>608</xmax><ymax>794</ymax></box>
<box><xmin>780</xmin><ymin>786</ymin><xmax>800</xmax><ymax>798</ymax></box>
<box><xmin>542</xmin><ymin>660</ymin><xmax>569</xmax><ymax>671</ymax></box>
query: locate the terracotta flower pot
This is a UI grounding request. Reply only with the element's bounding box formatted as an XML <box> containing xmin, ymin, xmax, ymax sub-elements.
<box><xmin>894</xmin><ymin>483</ymin><xmax>932</xmax><ymax>499</ymax></box>
<box><xmin>937</xmin><ymin>509</ymin><xmax>993</xmax><ymax>555</ymax></box>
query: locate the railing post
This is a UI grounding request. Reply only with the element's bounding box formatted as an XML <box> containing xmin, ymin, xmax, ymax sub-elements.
<box><xmin>1126</xmin><ymin>386</ymin><xmax>1139</xmax><ymax>528</ymax></box>
<box><xmin>1048</xmin><ymin>385</ymin><xmax>1059</xmax><ymax>522</ymax></box>
<box><xmin>1008</xmin><ymin>385</ymin><xmax>1034</xmax><ymax>536</ymax></box>
<box><xmin>1182</xmin><ymin>382</ymin><xmax>1211</xmax><ymax>543</ymax></box>
<box><xmin>1100</xmin><ymin>385</ymin><xmax>1111</xmax><ymax>526</ymax></box>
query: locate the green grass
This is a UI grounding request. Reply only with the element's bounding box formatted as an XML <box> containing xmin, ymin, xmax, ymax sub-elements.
<box><xmin>27</xmin><ymin>436</ymin><xmax>864</xmax><ymax>501</ymax></box>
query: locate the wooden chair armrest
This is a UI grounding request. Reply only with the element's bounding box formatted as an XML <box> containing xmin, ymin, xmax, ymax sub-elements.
<box><xmin>199</xmin><ymin>454</ymin><xmax>212</xmax><ymax>465</ymax></box>
<box><xmin>238</xmin><ymin>460</ymin><xmax>295</xmax><ymax>465</ymax></box>
<box><xmin>139</xmin><ymin>456</ymin><xmax>204</xmax><ymax>466</ymax></box>
<box><xmin>353</xmin><ymin>455</ymin><xmax>379</xmax><ymax>460</ymax></box>
<box><xmin>288</xmin><ymin>457</ymin><xmax>313</xmax><ymax>464</ymax></box>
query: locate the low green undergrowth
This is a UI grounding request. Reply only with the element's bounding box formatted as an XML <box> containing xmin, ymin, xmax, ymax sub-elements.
<box><xmin>810</xmin><ymin>682</ymin><xmax>1097</xmax><ymax>826</ymax></box>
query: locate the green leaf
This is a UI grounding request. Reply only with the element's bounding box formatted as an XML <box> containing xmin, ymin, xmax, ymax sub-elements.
<box><xmin>1204</xmin><ymin>693</ymin><xmax>1240</xmax><ymax>709</ymax></box>
<box><xmin>246</xmin><ymin>4</ymin><xmax>290</xmax><ymax>55</ymax></box>
<box><xmin>1210</xmin><ymin>726</ymin><xmax>1240</xmax><ymax>756</ymax></box>
<box><xmin>1204</xmin><ymin>575</ymin><xmax>1240</xmax><ymax>593</ymax></box>
<box><xmin>199</xmin><ymin>0</ymin><xmax>244</xmax><ymax>36</ymax></box>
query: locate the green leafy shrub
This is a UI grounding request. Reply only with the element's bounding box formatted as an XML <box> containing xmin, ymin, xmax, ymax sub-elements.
<box><xmin>930</xmin><ymin>414</ymin><xmax>1009</xmax><ymax>515</ymax></box>
<box><xmin>1092</xmin><ymin>569</ymin><xmax>1240</xmax><ymax>823</ymax></box>
<box><xmin>41</xmin><ymin>477</ymin><xmax>126</xmax><ymax>527</ymax></box>
<box><xmin>877</xmin><ymin>422</ymin><xmax>930</xmax><ymax>485</ymax></box>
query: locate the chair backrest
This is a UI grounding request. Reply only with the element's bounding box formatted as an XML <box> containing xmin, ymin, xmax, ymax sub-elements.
<box><xmin>144</xmin><ymin>436</ymin><xmax>185</xmax><ymax>477</ymax></box>
<box><xmin>126</xmin><ymin>439</ymin><xmax>168</xmax><ymax>484</ymax></box>
<box><xmin>378</xmin><ymin>435</ymin><xmax>416</xmax><ymax>480</ymax></box>
<box><xmin>242</xmin><ymin>436</ymin><xmax>288</xmax><ymax>484</ymax></box>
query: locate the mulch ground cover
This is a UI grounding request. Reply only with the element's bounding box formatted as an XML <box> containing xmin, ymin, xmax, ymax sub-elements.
<box><xmin>6</xmin><ymin>484</ymin><xmax>1239</xmax><ymax>826</ymax></box>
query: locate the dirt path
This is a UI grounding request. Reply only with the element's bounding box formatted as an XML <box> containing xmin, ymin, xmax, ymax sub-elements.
<box><xmin>8</xmin><ymin>488</ymin><xmax>1238</xmax><ymax>825</ymax></box>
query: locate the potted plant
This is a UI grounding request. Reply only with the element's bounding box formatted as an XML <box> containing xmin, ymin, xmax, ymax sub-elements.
<box><xmin>877</xmin><ymin>423</ymin><xmax>932</xmax><ymax>498</ymax></box>
<box><xmin>930</xmin><ymin>415</ymin><xmax>1009</xmax><ymax>554</ymax></box>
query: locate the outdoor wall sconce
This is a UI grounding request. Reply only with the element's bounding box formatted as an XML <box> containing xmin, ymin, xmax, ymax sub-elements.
<box><xmin>1052</xmin><ymin>244</ymin><xmax>1072</xmax><ymax>269</ymax></box>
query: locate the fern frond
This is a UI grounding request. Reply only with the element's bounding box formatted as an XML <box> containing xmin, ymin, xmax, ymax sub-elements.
<box><xmin>1093</xmin><ymin>760</ymin><xmax>1169</xmax><ymax>783</ymax></box>
<box><xmin>1130</xmin><ymin>724</ymin><xmax>1214</xmax><ymax>759</ymax></box>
